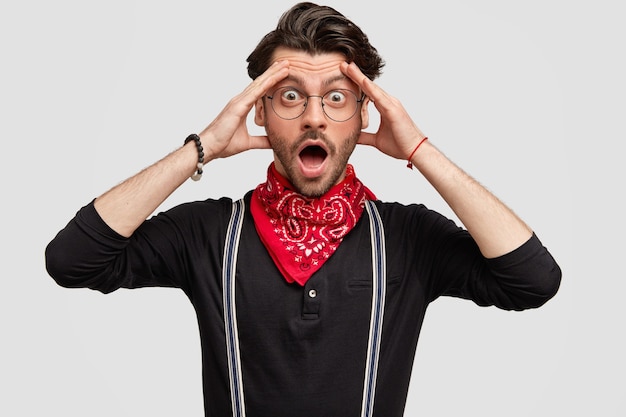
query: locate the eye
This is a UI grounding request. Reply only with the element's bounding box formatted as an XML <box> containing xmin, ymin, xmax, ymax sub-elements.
<box><xmin>280</xmin><ymin>88</ymin><xmax>303</xmax><ymax>103</ymax></box>
<box><xmin>324</xmin><ymin>90</ymin><xmax>348</xmax><ymax>107</ymax></box>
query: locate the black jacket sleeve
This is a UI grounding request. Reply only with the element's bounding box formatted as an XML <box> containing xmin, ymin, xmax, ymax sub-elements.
<box><xmin>45</xmin><ymin>198</ymin><xmax>232</xmax><ymax>296</ymax></box>
<box><xmin>45</xmin><ymin>200</ymin><xmax>135</xmax><ymax>293</ymax></box>
<box><xmin>440</xmin><ymin>232</ymin><xmax>562</xmax><ymax>310</ymax></box>
<box><xmin>381</xmin><ymin>201</ymin><xmax>561</xmax><ymax>311</ymax></box>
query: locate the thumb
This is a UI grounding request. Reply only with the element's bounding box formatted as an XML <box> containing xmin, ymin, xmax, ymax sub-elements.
<box><xmin>357</xmin><ymin>131</ymin><xmax>376</xmax><ymax>147</ymax></box>
<box><xmin>248</xmin><ymin>134</ymin><xmax>271</xmax><ymax>150</ymax></box>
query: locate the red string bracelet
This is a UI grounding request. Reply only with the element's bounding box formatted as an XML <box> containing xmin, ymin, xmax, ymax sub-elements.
<box><xmin>406</xmin><ymin>137</ymin><xmax>428</xmax><ymax>169</ymax></box>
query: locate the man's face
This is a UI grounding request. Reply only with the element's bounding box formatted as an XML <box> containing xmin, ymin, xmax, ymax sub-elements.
<box><xmin>254</xmin><ymin>48</ymin><xmax>369</xmax><ymax>198</ymax></box>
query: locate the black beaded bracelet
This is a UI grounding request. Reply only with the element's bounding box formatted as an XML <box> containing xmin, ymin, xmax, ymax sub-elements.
<box><xmin>184</xmin><ymin>134</ymin><xmax>204</xmax><ymax>181</ymax></box>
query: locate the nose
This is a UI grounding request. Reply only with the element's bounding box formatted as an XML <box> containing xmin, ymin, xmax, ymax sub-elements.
<box><xmin>301</xmin><ymin>96</ymin><xmax>327</xmax><ymax>130</ymax></box>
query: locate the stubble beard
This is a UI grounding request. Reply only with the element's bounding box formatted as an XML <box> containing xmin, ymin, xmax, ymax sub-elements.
<box><xmin>266</xmin><ymin>125</ymin><xmax>360</xmax><ymax>198</ymax></box>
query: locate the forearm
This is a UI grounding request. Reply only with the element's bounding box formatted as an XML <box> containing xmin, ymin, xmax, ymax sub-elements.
<box><xmin>94</xmin><ymin>140</ymin><xmax>201</xmax><ymax>237</ymax></box>
<box><xmin>411</xmin><ymin>141</ymin><xmax>532</xmax><ymax>258</ymax></box>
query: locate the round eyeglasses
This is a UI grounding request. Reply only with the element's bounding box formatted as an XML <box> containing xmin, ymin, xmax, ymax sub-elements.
<box><xmin>266</xmin><ymin>87</ymin><xmax>365</xmax><ymax>122</ymax></box>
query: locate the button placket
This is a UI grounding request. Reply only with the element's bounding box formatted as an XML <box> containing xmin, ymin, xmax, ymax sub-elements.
<box><xmin>302</xmin><ymin>279</ymin><xmax>324</xmax><ymax>320</ymax></box>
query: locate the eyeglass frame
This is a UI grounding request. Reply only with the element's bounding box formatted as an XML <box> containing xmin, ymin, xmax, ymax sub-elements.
<box><xmin>265</xmin><ymin>86</ymin><xmax>366</xmax><ymax>122</ymax></box>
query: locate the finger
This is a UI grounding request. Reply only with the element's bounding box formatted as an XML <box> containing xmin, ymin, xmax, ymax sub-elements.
<box><xmin>242</xmin><ymin>60</ymin><xmax>290</xmax><ymax>103</ymax></box>
<box><xmin>248</xmin><ymin>134</ymin><xmax>271</xmax><ymax>150</ymax></box>
<box><xmin>220</xmin><ymin>61</ymin><xmax>289</xmax><ymax>122</ymax></box>
<box><xmin>341</xmin><ymin>62</ymin><xmax>390</xmax><ymax>105</ymax></box>
<box><xmin>357</xmin><ymin>131</ymin><xmax>377</xmax><ymax>146</ymax></box>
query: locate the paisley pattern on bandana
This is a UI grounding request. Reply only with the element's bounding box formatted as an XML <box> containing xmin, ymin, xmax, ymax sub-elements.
<box><xmin>250</xmin><ymin>163</ymin><xmax>376</xmax><ymax>286</ymax></box>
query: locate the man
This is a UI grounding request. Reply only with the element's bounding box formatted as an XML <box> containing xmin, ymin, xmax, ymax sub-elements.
<box><xmin>45</xmin><ymin>2</ymin><xmax>561</xmax><ymax>416</ymax></box>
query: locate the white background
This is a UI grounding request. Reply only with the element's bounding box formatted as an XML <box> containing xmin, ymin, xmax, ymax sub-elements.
<box><xmin>1</xmin><ymin>0</ymin><xmax>623</xmax><ymax>415</ymax></box>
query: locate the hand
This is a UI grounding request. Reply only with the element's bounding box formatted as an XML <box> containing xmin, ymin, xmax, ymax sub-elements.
<box><xmin>341</xmin><ymin>62</ymin><xmax>427</xmax><ymax>161</ymax></box>
<box><xmin>198</xmin><ymin>60</ymin><xmax>289</xmax><ymax>160</ymax></box>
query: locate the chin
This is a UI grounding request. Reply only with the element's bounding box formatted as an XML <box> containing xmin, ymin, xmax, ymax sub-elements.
<box><xmin>294</xmin><ymin>183</ymin><xmax>328</xmax><ymax>199</ymax></box>
<box><xmin>289</xmin><ymin>175</ymin><xmax>330</xmax><ymax>198</ymax></box>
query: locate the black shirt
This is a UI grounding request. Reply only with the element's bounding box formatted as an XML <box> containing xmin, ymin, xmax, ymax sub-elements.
<box><xmin>45</xmin><ymin>192</ymin><xmax>561</xmax><ymax>416</ymax></box>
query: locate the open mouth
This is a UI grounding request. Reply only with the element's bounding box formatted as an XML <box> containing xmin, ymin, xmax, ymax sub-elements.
<box><xmin>299</xmin><ymin>145</ymin><xmax>328</xmax><ymax>168</ymax></box>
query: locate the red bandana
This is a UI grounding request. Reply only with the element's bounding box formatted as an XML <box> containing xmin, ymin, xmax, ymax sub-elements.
<box><xmin>250</xmin><ymin>163</ymin><xmax>376</xmax><ymax>286</ymax></box>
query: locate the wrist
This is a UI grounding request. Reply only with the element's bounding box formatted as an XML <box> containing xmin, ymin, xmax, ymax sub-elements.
<box><xmin>406</xmin><ymin>136</ymin><xmax>428</xmax><ymax>169</ymax></box>
<box><xmin>184</xmin><ymin>134</ymin><xmax>204</xmax><ymax>181</ymax></box>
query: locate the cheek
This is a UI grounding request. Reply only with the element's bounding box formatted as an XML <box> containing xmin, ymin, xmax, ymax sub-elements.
<box><xmin>265</xmin><ymin>120</ymin><xmax>288</xmax><ymax>150</ymax></box>
<box><xmin>345</xmin><ymin>117</ymin><xmax>364</xmax><ymax>139</ymax></box>
<box><xmin>265</xmin><ymin>116</ymin><xmax>299</xmax><ymax>139</ymax></box>
<box><xmin>265</xmin><ymin>117</ymin><xmax>280</xmax><ymax>138</ymax></box>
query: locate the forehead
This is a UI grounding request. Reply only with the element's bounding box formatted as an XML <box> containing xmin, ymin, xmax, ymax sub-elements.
<box><xmin>271</xmin><ymin>47</ymin><xmax>349</xmax><ymax>88</ymax></box>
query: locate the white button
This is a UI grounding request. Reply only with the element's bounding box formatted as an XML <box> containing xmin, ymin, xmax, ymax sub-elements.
<box><xmin>308</xmin><ymin>289</ymin><xmax>317</xmax><ymax>298</ymax></box>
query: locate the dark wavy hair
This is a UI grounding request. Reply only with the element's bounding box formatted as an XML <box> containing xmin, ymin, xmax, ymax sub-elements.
<box><xmin>247</xmin><ymin>2</ymin><xmax>385</xmax><ymax>81</ymax></box>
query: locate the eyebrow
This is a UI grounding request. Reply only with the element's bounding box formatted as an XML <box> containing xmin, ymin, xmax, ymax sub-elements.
<box><xmin>322</xmin><ymin>74</ymin><xmax>349</xmax><ymax>88</ymax></box>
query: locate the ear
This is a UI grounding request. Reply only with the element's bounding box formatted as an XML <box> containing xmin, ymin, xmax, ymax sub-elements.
<box><xmin>359</xmin><ymin>96</ymin><xmax>370</xmax><ymax>130</ymax></box>
<box><xmin>254</xmin><ymin>97</ymin><xmax>267</xmax><ymax>126</ymax></box>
